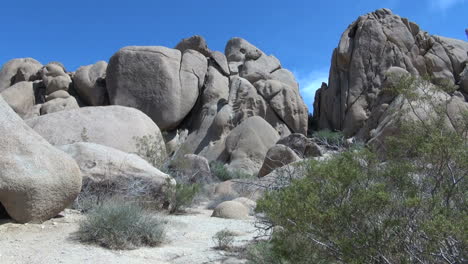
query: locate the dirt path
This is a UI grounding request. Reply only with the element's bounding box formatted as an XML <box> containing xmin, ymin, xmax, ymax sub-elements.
<box><xmin>0</xmin><ymin>206</ymin><xmax>257</xmax><ymax>264</ymax></box>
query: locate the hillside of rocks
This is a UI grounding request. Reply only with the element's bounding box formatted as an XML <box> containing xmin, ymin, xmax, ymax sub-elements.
<box><xmin>0</xmin><ymin>35</ymin><xmax>314</xmax><ymax>224</ymax></box>
<box><xmin>312</xmin><ymin>8</ymin><xmax>468</xmax><ymax>148</ymax></box>
<box><xmin>0</xmin><ymin>7</ymin><xmax>466</xmax><ymax>228</ymax></box>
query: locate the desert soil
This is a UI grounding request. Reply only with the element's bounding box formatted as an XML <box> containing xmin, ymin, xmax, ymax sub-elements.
<box><xmin>0</xmin><ymin>205</ymin><xmax>257</xmax><ymax>264</ymax></box>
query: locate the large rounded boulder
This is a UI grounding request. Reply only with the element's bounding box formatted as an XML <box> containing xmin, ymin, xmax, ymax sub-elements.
<box><xmin>0</xmin><ymin>96</ymin><xmax>82</xmax><ymax>223</ymax></box>
<box><xmin>106</xmin><ymin>46</ymin><xmax>208</xmax><ymax>130</ymax></box>
<box><xmin>211</xmin><ymin>201</ymin><xmax>250</xmax><ymax>220</ymax></box>
<box><xmin>225</xmin><ymin>116</ymin><xmax>280</xmax><ymax>175</ymax></box>
<box><xmin>0</xmin><ymin>81</ymin><xmax>36</xmax><ymax>118</ymax></box>
<box><xmin>73</xmin><ymin>61</ymin><xmax>108</xmax><ymax>106</ymax></box>
<box><xmin>0</xmin><ymin>58</ymin><xmax>42</xmax><ymax>92</ymax></box>
<box><xmin>25</xmin><ymin>105</ymin><xmax>167</xmax><ymax>156</ymax></box>
<box><xmin>258</xmin><ymin>144</ymin><xmax>301</xmax><ymax>177</ymax></box>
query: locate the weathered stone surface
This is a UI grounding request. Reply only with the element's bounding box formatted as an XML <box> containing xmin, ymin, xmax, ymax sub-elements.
<box><xmin>313</xmin><ymin>8</ymin><xmax>468</xmax><ymax>141</ymax></box>
<box><xmin>45</xmin><ymin>90</ymin><xmax>70</xmax><ymax>101</ymax></box>
<box><xmin>25</xmin><ymin>105</ymin><xmax>166</xmax><ymax>156</ymax></box>
<box><xmin>232</xmin><ymin>197</ymin><xmax>256</xmax><ymax>215</ymax></box>
<box><xmin>59</xmin><ymin>142</ymin><xmax>174</xmax><ymax>207</ymax></box>
<box><xmin>270</xmin><ymin>68</ymin><xmax>299</xmax><ymax>90</ymax></box>
<box><xmin>41</xmin><ymin>63</ymin><xmax>72</xmax><ymax>95</ymax></box>
<box><xmin>40</xmin><ymin>96</ymin><xmax>79</xmax><ymax>115</ymax></box>
<box><xmin>0</xmin><ymin>81</ymin><xmax>36</xmax><ymax>118</ymax></box>
<box><xmin>210</xmin><ymin>51</ymin><xmax>230</xmax><ymax>76</ymax></box>
<box><xmin>460</xmin><ymin>66</ymin><xmax>468</xmax><ymax>94</ymax></box>
<box><xmin>254</xmin><ymin>79</ymin><xmax>308</xmax><ymax>134</ymax></box>
<box><xmin>225</xmin><ymin>116</ymin><xmax>280</xmax><ymax>175</ymax></box>
<box><xmin>73</xmin><ymin>61</ymin><xmax>108</xmax><ymax>106</ymax></box>
<box><xmin>169</xmin><ymin>154</ymin><xmax>213</xmax><ymax>184</ymax></box>
<box><xmin>277</xmin><ymin>133</ymin><xmax>322</xmax><ymax>158</ymax></box>
<box><xmin>173</xmin><ymin>66</ymin><xmax>231</xmax><ymax>160</ymax></box>
<box><xmin>106</xmin><ymin>46</ymin><xmax>207</xmax><ymax>130</ymax></box>
<box><xmin>175</xmin><ymin>35</ymin><xmax>211</xmax><ymax>57</ymax></box>
<box><xmin>211</xmin><ymin>201</ymin><xmax>249</xmax><ymax>220</ymax></box>
<box><xmin>228</xmin><ymin>76</ymin><xmax>290</xmax><ymax>137</ymax></box>
<box><xmin>258</xmin><ymin>144</ymin><xmax>301</xmax><ymax>177</ymax></box>
<box><xmin>0</xmin><ymin>58</ymin><xmax>42</xmax><ymax>92</ymax></box>
<box><xmin>0</xmin><ymin>96</ymin><xmax>81</xmax><ymax>223</ymax></box>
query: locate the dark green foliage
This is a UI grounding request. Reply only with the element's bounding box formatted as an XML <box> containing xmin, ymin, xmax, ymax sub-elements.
<box><xmin>246</xmin><ymin>241</ymin><xmax>290</xmax><ymax>264</ymax></box>
<box><xmin>255</xmin><ymin>78</ymin><xmax>467</xmax><ymax>263</ymax></box>
<box><xmin>168</xmin><ymin>182</ymin><xmax>200</xmax><ymax>214</ymax></box>
<box><xmin>77</xmin><ymin>199</ymin><xmax>166</xmax><ymax>250</ymax></box>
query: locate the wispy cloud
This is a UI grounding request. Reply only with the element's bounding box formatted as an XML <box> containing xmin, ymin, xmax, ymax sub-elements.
<box><xmin>429</xmin><ymin>0</ymin><xmax>466</xmax><ymax>11</ymax></box>
<box><xmin>293</xmin><ymin>68</ymin><xmax>329</xmax><ymax>113</ymax></box>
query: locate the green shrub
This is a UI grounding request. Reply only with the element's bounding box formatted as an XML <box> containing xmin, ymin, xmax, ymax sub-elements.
<box><xmin>210</xmin><ymin>161</ymin><xmax>252</xmax><ymax>181</ymax></box>
<box><xmin>246</xmin><ymin>241</ymin><xmax>290</xmax><ymax>264</ymax></box>
<box><xmin>255</xmin><ymin>77</ymin><xmax>468</xmax><ymax>263</ymax></box>
<box><xmin>312</xmin><ymin>129</ymin><xmax>344</xmax><ymax>149</ymax></box>
<box><xmin>212</xmin><ymin>229</ymin><xmax>236</xmax><ymax>250</ymax></box>
<box><xmin>134</xmin><ymin>133</ymin><xmax>167</xmax><ymax>168</ymax></box>
<box><xmin>168</xmin><ymin>182</ymin><xmax>200</xmax><ymax>214</ymax></box>
<box><xmin>77</xmin><ymin>199</ymin><xmax>166</xmax><ymax>250</ymax></box>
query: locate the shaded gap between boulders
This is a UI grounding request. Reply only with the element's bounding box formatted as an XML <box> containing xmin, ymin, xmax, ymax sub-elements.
<box><xmin>0</xmin><ymin>202</ymin><xmax>11</xmax><ymax>219</ymax></box>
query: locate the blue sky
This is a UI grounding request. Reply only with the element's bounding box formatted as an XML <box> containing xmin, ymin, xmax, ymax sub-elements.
<box><xmin>1</xmin><ymin>0</ymin><xmax>467</xmax><ymax>112</ymax></box>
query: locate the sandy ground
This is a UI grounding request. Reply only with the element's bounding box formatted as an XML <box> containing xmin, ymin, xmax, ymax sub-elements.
<box><xmin>0</xmin><ymin>206</ymin><xmax>257</xmax><ymax>264</ymax></box>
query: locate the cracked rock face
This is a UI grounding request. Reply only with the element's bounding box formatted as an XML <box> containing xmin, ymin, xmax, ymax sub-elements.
<box><xmin>73</xmin><ymin>61</ymin><xmax>108</xmax><ymax>106</ymax></box>
<box><xmin>106</xmin><ymin>46</ymin><xmax>207</xmax><ymax>131</ymax></box>
<box><xmin>312</xmin><ymin>8</ymin><xmax>468</xmax><ymax>141</ymax></box>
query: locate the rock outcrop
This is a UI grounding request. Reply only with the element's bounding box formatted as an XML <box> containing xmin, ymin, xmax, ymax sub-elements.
<box><xmin>59</xmin><ymin>142</ymin><xmax>174</xmax><ymax>207</ymax></box>
<box><xmin>258</xmin><ymin>144</ymin><xmax>301</xmax><ymax>177</ymax></box>
<box><xmin>313</xmin><ymin>8</ymin><xmax>468</xmax><ymax>144</ymax></box>
<box><xmin>0</xmin><ymin>96</ymin><xmax>82</xmax><ymax>223</ymax></box>
<box><xmin>0</xmin><ymin>36</ymin><xmax>309</xmax><ymax>175</ymax></box>
<box><xmin>0</xmin><ymin>58</ymin><xmax>42</xmax><ymax>92</ymax></box>
<box><xmin>25</xmin><ymin>105</ymin><xmax>166</xmax><ymax>156</ymax></box>
<box><xmin>225</xmin><ymin>116</ymin><xmax>280</xmax><ymax>175</ymax></box>
<box><xmin>73</xmin><ymin>61</ymin><xmax>108</xmax><ymax>106</ymax></box>
<box><xmin>106</xmin><ymin>46</ymin><xmax>208</xmax><ymax>131</ymax></box>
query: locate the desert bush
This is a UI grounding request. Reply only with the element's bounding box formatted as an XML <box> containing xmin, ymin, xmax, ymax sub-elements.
<box><xmin>73</xmin><ymin>176</ymin><xmax>171</xmax><ymax>212</ymax></box>
<box><xmin>246</xmin><ymin>241</ymin><xmax>290</xmax><ymax>264</ymax></box>
<box><xmin>255</xmin><ymin>78</ymin><xmax>468</xmax><ymax>263</ymax></box>
<box><xmin>167</xmin><ymin>181</ymin><xmax>200</xmax><ymax>214</ymax></box>
<box><xmin>311</xmin><ymin>129</ymin><xmax>345</xmax><ymax>150</ymax></box>
<box><xmin>210</xmin><ymin>161</ymin><xmax>252</xmax><ymax>181</ymax></box>
<box><xmin>134</xmin><ymin>133</ymin><xmax>167</xmax><ymax>168</ymax></box>
<box><xmin>77</xmin><ymin>199</ymin><xmax>166</xmax><ymax>250</ymax></box>
<box><xmin>212</xmin><ymin>229</ymin><xmax>236</xmax><ymax>250</ymax></box>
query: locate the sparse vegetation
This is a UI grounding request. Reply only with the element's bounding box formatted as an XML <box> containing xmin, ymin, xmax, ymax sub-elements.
<box><xmin>246</xmin><ymin>241</ymin><xmax>288</xmax><ymax>264</ymax></box>
<box><xmin>73</xmin><ymin>176</ymin><xmax>171</xmax><ymax>212</ymax></box>
<box><xmin>212</xmin><ymin>229</ymin><xmax>236</xmax><ymax>250</ymax></box>
<box><xmin>77</xmin><ymin>199</ymin><xmax>166</xmax><ymax>250</ymax></box>
<box><xmin>167</xmin><ymin>180</ymin><xmax>200</xmax><ymax>214</ymax></box>
<box><xmin>210</xmin><ymin>161</ymin><xmax>252</xmax><ymax>181</ymax></box>
<box><xmin>254</xmin><ymin>77</ymin><xmax>468</xmax><ymax>264</ymax></box>
<box><xmin>134</xmin><ymin>133</ymin><xmax>167</xmax><ymax>168</ymax></box>
<box><xmin>311</xmin><ymin>129</ymin><xmax>345</xmax><ymax>150</ymax></box>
